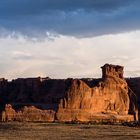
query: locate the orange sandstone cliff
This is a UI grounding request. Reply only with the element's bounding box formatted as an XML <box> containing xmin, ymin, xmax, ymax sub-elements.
<box><xmin>0</xmin><ymin>64</ymin><xmax>138</xmax><ymax>122</ymax></box>
<box><xmin>56</xmin><ymin>64</ymin><xmax>138</xmax><ymax>122</ymax></box>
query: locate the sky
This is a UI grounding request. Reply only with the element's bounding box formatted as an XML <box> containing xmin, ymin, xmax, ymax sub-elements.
<box><xmin>0</xmin><ymin>0</ymin><xmax>140</xmax><ymax>80</ymax></box>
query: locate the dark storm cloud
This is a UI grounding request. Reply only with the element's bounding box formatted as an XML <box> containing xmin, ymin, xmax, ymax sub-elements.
<box><xmin>0</xmin><ymin>0</ymin><xmax>133</xmax><ymax>13</ymax></box>
<box><xmin>0</xmin><ymin>0</ymin><xmax>140</xmax><ymax>37</ymax></box>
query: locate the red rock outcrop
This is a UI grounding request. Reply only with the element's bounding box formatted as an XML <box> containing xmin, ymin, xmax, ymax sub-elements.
<box><xmin>56</xmin><ymin>64</ymin><xmax>137</xmax><ymax>122</ymax></box>
<box><xmin>0</xmin><ymin>64</ymin><xmax>139</xmax><ymax>122</ymax></box>
<box><xmin>2</xmin><ymin>104</ymin><xmax>16</xmax><ymax>121</ymax></box>
<box><xmin>15</xmin><ymin>106</ymin><xmax>55</xmax><ymax>122</ymax></box>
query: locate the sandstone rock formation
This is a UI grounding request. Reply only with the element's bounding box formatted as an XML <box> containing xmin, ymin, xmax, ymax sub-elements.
<box><xmin>0</xmin><ymin>64</ymin><xmax>139</xmax><ymax>122</ymax></box>
<box><xmin>1</xmin><ymin>104</ymin><xmax>16</xmax><ymax>122</ymax></box>
<box><xmin>56</xmin><ymin>64</ymin><xmax>137</xmax><ymax>122</ymax></box>
<box><xmin>15</xmin><ymin>106</ymin><xmax>55</xmax><ymax>122</ymax></box>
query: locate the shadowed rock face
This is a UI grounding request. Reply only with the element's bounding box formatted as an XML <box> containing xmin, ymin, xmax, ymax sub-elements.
<box><xmin>126</xmin><ymin>78</ymin><xmax>140</xmax><ymax>121</ymax></box>
<box><xmin>0</xmin><ymin>64</ymin><xmax>138</xmax><ymax>122</ymax></box>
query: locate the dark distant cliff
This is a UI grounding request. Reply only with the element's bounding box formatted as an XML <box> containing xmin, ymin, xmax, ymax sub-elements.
<box><xmin>0</xmin><ymin>64</ymin><xmax>139</xmax><ymax>122</ymax></box>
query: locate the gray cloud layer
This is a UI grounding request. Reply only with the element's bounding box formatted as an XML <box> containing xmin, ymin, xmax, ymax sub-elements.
<box><xmin>0</xmin><ymin>0</ymin><xmax>140</xmax><ymax>37</ymax></box>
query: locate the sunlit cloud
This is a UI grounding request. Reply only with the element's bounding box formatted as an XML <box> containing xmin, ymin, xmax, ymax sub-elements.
<box><xmin>0</xmin><ymin>31</ymin><xmax>140</xmax><ymax>79</ymax></box>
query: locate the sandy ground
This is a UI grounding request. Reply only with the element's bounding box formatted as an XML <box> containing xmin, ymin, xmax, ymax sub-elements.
<box><xmin>0</xmin><ymin>122</ymin><xmax>140</xmax><ymax>140</ymax></box>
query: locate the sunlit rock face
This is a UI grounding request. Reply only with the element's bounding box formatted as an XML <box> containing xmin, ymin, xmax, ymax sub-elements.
<box><xmin>56</xmin><ymin>64</ymin><xmax>137</xmax><ymax>122</ymax></box>
<box><xmin>15</xmin><ymin>106</ymin><xmax>55</xmax><ymax>122</ymax></box>
<box><xmin>102</xmin><ymin>64</ymin><xmax>124</xmax><ymax>79</ymax></box>
<box><xmin>0</xmin><ymin>64</ymin><xmax>138</xmax><ymax>122</ymax></box>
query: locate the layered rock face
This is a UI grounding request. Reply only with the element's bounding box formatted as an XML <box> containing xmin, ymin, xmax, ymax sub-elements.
<box><xmin>0</xmin><ymin>64</ymin><xmax>138</xmax><ymax>122</ymax></box>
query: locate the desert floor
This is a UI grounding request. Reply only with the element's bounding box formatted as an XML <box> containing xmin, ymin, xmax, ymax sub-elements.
<box><xmin>0</xmin><ymin>122</ymin><xmax>140</xmax><ymax>140</ymax></box>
